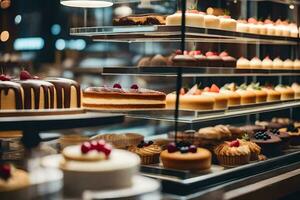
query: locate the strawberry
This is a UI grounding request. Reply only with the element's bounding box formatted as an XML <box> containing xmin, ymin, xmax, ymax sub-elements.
<box><xmin>194</xmin><ymin>50</ymin><xmax>201</xmax><ymax>55</ymax></box>
<box><xmin>0</xmin><ymin>74</ymin><xmax>11</xmax><ymax>81</ymax></box>
<box><xmin>205</xmin><ymin>51</ymin><xmax>214</xmax><ymax>57</ymax></box>
<box><xmin>180</xmin><ymin>88</ymin><xmax>186</xmax><ymax>95</ymax></box>
<box><xmin>229</xmin><ymin>140</ymin><xmax>240</xmax><ymax>147</ymax></box>
<box><xmin>248</xmin><ymin>17</ymin><xmax>257</xmax><ymax>24</ymax></box>
<box><xmin>20</xmin><ymin>70</ymin><xmax>32</xmax><ymax>80</ymax></box>
<box><xmin>219</xmin><ymin>51</ymin><xmax>228</xmax><ymax>57</ymax></box>
<box><xmin>203</xmin><ymin>87</ymin><xmax>210</xmax><ymax>92</ymax></box>
<box><xmin>210</xmin><ymin>84</ymin><xmax>220</xmax><ymax>93</ymax></box>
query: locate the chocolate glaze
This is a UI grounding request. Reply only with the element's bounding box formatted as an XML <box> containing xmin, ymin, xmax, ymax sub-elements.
<box><xmin>0</xmin><ymin>81</ymin><xmax>23</xmax><ymax>109</ymax></box>
<box><xmin>16</xmin><ymin>80</ymin><xmax>55</xmax><ymax>109</ymax></box>
<box><xmin>47</xmin><ymin>78</ymin><xmax>81</xmax><ymax>108</ymax></box>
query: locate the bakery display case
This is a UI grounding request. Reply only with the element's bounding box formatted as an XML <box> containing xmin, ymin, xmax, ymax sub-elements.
<box><xmin>1</xmin><ymin>0</ymin><xmax>300</xmax><ymax>199</ymax></box>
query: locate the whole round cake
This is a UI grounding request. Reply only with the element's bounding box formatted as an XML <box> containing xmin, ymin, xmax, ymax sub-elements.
<box><xmin>160</xmin><ymin>142</ymin><xmax>211</xmax><ymax>171</ymax></box>
<box><xmin>60</xmin><ymin>140</ymin><xmax>140</xmax><ymax>197</ymax></box>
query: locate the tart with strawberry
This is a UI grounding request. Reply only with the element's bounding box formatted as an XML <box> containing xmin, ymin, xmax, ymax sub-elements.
<box><xmin>160</xmin><ymin>142</ymin><xmax>211</xmax><ymax>171</ymax></box>
<box><xmin>220</xmin><ymin>83</ymin><xmax>241</xmax><ymax>106</ymax></box>
<box><xmin>60</xmin><ymin>140</ymin><xmax>140</xmax><ymax>197</ymax></box>
<box><xmin>201</xmin><ymin>84</ymin><xmax>229</xmax><ymax>109</ymax></box>
<box><xmin>166</xmin><ymin>84</ymin><xmax>215</xmax><ymax>110</ymax></box>
<box><xmin>214</xmin><ymin>140</ymin><xmax>251</xmax><ymax>167</ymax></box>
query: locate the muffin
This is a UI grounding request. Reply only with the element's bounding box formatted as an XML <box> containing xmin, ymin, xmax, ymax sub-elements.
<box><xmin>128</xmin><ymin>141</ymin><xmax>162</xmax><ymax>165</ymax></box>
<box><xmin>214</xmin><ymin>140</ymin><xmax>251</xmax><ymax>167</ymax></box>
<box><xmin>251</xmin><ymin>130</ymin><xmax>282</xmax><ymax>156</ymax></box>
<box><xmin>238</xmin><ymin>139</ymin><xmax>261</xmax><ymax>161</ymax></box>
<box><xmin>91</xmin><ymin>133</ymin><xmax>144</xmax><ymax>149</ymax></box>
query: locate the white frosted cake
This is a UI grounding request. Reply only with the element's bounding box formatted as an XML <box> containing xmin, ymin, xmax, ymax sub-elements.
<box><xmin>60</xmin><ymin>140</ymin><xmax>140</xmax><ymax>197</ymax></box>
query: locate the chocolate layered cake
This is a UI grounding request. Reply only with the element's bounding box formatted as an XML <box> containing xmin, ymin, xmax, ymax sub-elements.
<box><xmin>0</xmin><ymin>70</ymin><xmax>81</xmax><ymax>110</ymax></box>
<box><xmin>113</xmin><ymin>14</ymin><xmax>165</xmax><ymax>26</ymax></box>
<box><xmin>0</xmin><ymin>81</ymin><xmax>23</xmax><ymax>110</ymax></box>
<box><xmin>83</xmin><ymin>83</ymin><xmax>166</xmax><ymax>109</ymax></box>
<box><xmin>17</xmin><ymin>80</ymin><xmax>55</xmax><ymax>109</ymax></box>
<box><xmin>46</xmin><ymin>78</ymin><xmax>81</xmax><ymax>109</ymax></box>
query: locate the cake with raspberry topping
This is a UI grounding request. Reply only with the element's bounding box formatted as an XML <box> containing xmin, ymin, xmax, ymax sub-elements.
<box><xmin>61</xmin><ymin>140</ymin><xmax>140</xmax><ymax>197</ymax></box>
<box><xmin>83</xmin><ymin>83</ymin><xmax>166</xmax><ymax>109</ymax></box>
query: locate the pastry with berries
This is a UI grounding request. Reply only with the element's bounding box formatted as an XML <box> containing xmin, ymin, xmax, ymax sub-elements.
<box><xmin>0</xmin><ymin>164</ymin><xmax>30</xmax><ymax>199</ymax></box>
<box><xmin>238</xmin><ymin>138</ymin><xmax>261</xmax><ymax>161</ymax></box>
<box><xmin>127</xmin><ymin>140</ymin><xmax>161</xmax><ymax>165</ymax></box>
<box><xmin>251</xmin><ymin>130</ymin><xmax>282</xmax><ymax>156</ymax></box>
<box><xmin>83</xmin><ymin>83</ymin><xmax>166</xmax><ymax>109</ymax></box>
<box><xmin>160</xmin><ymin>142</ymin><xmax>211</xmax><ymax>171</ymax></box>
<box><xmin>60</xmin><ymin>140</ymin><xmax>140</xmax><ymax>197</ymax></box>
<box><xmin>214</xmin><ymin>140</ymin><xmax>251</xmax><ymax>167</ymax></box>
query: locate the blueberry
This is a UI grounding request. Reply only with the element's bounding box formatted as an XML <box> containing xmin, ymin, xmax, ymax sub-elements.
<box><xmin>148</xmin><ymin>141</ymin><xmax>154</xmax><ymax>145</ymax></box>
<box><xmin>180</xmin><ymin>147</ymin><xmax>189</xmax><ymax>154</ymax></box>
<box><xmin>137</xmin><ymin>143</ymin><xmax>144</xmax><ymax>148</ymax></box>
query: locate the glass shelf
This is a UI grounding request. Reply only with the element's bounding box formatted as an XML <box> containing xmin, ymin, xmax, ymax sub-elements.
<box><xmin>70</xmin><ymin>25</ymin><xmax>299</xmax><ymax>45</ymax></box>
<box><xmin>107</xmin><ymin>100</ymin><xmax>300</xmax><ymax>124</ymax></box>
<box><xmin>101</xmin><ymin>66</ymin><xmax>300</xmax><ymax>77</ymax></box>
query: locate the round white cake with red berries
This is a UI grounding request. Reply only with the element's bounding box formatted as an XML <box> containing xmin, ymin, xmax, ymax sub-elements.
<box><xmin>60</xmin><ymin>140</ymin><xmax>140</xmax><ymax>197</ymax></box>
<box><xmin>82</xmin><ymin>83</ymin><xmax>166</xmax><ymax>110</ymax></box>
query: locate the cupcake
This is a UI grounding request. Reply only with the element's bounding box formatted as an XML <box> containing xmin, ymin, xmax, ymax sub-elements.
<box><xmin>237</xmin><ymin>57</ymin><xmax>250</xmax><ymax>69</ymax></box>
<box><xmin>261</xmin><ymin>56</ymin><xmax>273</xmax><ymax>69</ymax></box>
<box><xmin>249</xmin><ymin>57</ymin><xmax>262</xmax><ymax>69</ymax></box>
<box><xmin>251</xmin><ymin>130</ymin><xmax>282</xmax><ymax>156</ymax></box>
<box><xmin>214</xmin><ymin>140</ymin><xmax>251</xmax><ymax>167</ymax></box>
<box><xmin>128</xmin><ymin>141</ymin><xmax>162</xmax><ymax>165</ymax></box>
<box><xmin>238</xmin><ymin>139</ymin><xmax>261</xmax><ymax>161</ymax></box>
<box><xmin>91</xmin><ymin>133</ymin><xmax>144</xmax><ymax>149</ymax></box>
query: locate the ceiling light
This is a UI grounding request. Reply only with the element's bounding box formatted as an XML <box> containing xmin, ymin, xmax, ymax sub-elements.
<box><xmin>60</xmin><ymin>0</ymin><xmax>113</xmax><ymax>8</ymax></box>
